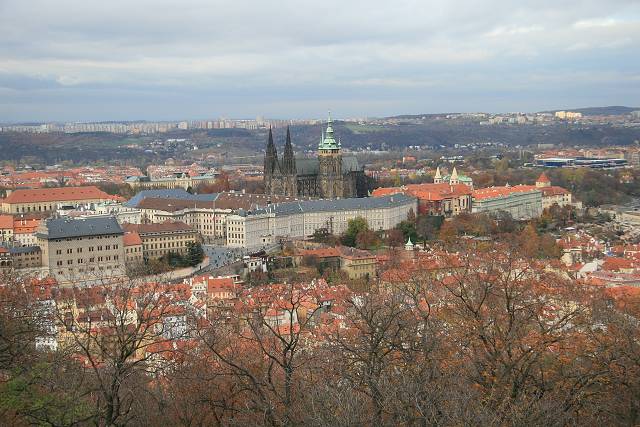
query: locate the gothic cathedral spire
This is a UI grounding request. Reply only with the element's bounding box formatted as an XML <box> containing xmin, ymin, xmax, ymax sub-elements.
<box><xmin>264</xmin><ymin>127</ymin><xmax>279</xmax><ymax>173</ymax></box>
<box><xmin>283</xmin><ymin>126</ymin><xmax>296</xmax><ymax>174</ymax></box>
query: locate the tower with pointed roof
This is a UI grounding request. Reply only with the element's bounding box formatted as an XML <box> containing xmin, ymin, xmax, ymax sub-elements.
<box><xmin>263</xmin><ymin>128</ymin><xmax>280</xmax><ymax>194</ymax></box>
<box><xmin>450</xmin><ymin>167</ymin><xmax>459</xmax><ymax>185</ymax></box>
<box><xmin>434</xmin><ymin>166</ymin><xmax>443</xmax><ymax>184</ymax></box>
<box><xmin>281</xmin><ymin>127</ymin><xmax>298</xmax><ymax>195</ymax></box>
<box><xmin>536</xmin><ymin>172</ymin><xmax>551</xmax><ymax>188</ymax></box>
<box><xmin>317</xmin><ymin>113</ymin><xmax>344</xmax><ymax>198</ymax></box>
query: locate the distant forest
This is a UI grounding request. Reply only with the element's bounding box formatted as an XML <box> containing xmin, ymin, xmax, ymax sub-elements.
<box><xmin>1</xmin><ymin>120</ymin><xmax>639</xmax><ymax>166</ymax></box>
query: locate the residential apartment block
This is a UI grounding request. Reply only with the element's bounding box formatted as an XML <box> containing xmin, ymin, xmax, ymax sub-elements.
<box><xmin>36</xmin><ymin>216</ymin><xmax>126</xmax><ymax>286</ymax></box>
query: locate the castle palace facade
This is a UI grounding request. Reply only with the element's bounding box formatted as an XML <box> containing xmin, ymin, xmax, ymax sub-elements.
<box><xmin>264</xmin><ymin>117</ymin><xmax>367</xmax><ymax>199</ymax></box>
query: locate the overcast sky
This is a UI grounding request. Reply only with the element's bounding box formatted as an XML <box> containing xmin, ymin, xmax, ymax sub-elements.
<box><xmin>0</xmin><ymin>0</ymin><xmax>638</xmax><ymax>122</ymax></box>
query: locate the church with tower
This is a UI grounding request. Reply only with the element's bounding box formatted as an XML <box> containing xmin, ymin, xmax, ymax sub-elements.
<box><xmin>264</xmin><ymin>115</ymin><xmax>367</xmax><ymax>199</ymax></box>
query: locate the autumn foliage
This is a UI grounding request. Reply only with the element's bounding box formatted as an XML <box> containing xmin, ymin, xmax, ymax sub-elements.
<box><xmin>1</xmin><ymin>242</ymin><xmax>639</xmax><ymax>426</ymax></box>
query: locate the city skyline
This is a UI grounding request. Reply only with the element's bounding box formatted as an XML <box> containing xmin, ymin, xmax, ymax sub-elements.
<box><xmin>1</xmin><ymin>0</ymin><xmax>639</xmax><ymax>121</ymax></box>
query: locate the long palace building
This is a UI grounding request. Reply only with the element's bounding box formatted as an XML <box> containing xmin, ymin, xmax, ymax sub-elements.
<box><xmin>264</xmin><ymin>115</ymin><xmax>367</xmax><ymax>199</ymax></box>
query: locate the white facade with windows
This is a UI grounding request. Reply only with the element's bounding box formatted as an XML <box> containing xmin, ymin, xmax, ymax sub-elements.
<box><xmin>225</xmin><ymin>194</ymin><xmax>417</xmax><ymax>248</ymax></box>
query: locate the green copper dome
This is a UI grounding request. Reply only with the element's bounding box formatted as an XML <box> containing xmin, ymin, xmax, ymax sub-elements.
<box><xmin>318</xmin><ymin>113</ymin><xmax>340</xmax><ymax>151</ymax></box>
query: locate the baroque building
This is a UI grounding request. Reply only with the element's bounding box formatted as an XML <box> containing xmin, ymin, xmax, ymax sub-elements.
<box><xmin>264</xmin><ymin>116</ymin><xmax>367</xmax><ymax>199</ymax></box>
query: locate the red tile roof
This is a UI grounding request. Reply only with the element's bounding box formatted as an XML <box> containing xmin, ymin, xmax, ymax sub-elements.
<box><xmin>2</xmin><ymin>186</ymin><xmax>115</xmax><ymax>204</ymax></box>
<box><xmin>123</xmin><ymin>231</ymin><xmax>143</xmax><ymax>246</ymax></box>
<box><xmin>299</xmin><ymin>247</ymin><xmax>341</xmax><ymax>258</ymax></box>
<box><xmin>372</xmin><ymin>183</ymin><xmax>471</xmax><ymax>201</ymax></box>
<box><xmin>540</xmin><ymin>186</ymin><xmax>569</xmax><ymax>197</ymax></box>
<box><xmin>537</xmin><ymin>172</ymin><xmax>551</xmax><ymax>183</ymax></box>
<box><xmin>472</xmin><ymin>185</ymin><xmax>540</xmax><ymax>200</ymax></box>
<box><xmin>13</xmin><ymin>218</ymin><xmax>40</xmax><ymax>234</ymax></box>
<box><xmin>0</xmin><ymin>215</ymin><xmax>13</xmax><ymax>229</ymax></box>
<box><xmin>602</xmin><ymin>257</ymin><xmax>636</xmax><ymax>272</ymax></box>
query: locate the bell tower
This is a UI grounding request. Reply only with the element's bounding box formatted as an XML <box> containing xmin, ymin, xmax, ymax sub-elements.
<box><xmin>317</xmin><ymin>113</ymin><xmax>343</xmax><ymax>198</ymax></box>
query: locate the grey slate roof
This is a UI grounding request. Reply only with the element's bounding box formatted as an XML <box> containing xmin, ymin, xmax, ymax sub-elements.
<box><xmin>8</xmin><ymin>245</ymin><xmax>41</xmax><ymax>254</ymax></box>
<box><xmin>38</xmin><ymin>216</ymin><xmax>123</xmax><ymax>239</ymax></box>
<box><xmin>266</xmin><ymin>194</ymin><xmax>415</xmax><ymax>216</ymax></box>
<box><xmin>125</xmin><ymin>189</ymin><xmax>219</xmax><ymax>208</ymax></box>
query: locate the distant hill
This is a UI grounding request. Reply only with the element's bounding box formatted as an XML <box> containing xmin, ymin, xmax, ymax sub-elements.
<box><xmin>386</xmin><ymin>106</ymin><xmax>639</xmax><ymax>119</ymax></box>
<box><xmin>384</xmin><ymin>113</ymin><xmax>458</xmax><ymax>119</ymax></box>
<box><xmin>541</xmin><ymin>106</ymin><xmax>639</xmax><ymax>116</ymax></box>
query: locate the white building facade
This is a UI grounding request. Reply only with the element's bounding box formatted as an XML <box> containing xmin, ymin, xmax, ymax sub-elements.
<box><xmin>225</xmin><ymin>194</ymin><xmax>417</xmax><ymax>248</ymax></box>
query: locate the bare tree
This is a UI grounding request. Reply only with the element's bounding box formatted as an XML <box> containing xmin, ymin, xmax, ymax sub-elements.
<box><xmin>197</xmin><ymin>282</ymin><xmax>323</xmax><ymax>426</ymax></box>
<box><xmin>53</xmin><ymin>277</ymin><xmax>191</xmax><ymax>426</ymax></box>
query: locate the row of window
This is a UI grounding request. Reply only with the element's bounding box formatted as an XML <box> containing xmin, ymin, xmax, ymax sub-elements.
<box><xmin>55</xmin><ymin>255</ymin><xmax>119</xmax><ymax>266</ymax></box>
<box><xmin>54</xmin><ymin>244</ymin><xmax>118</xmax><ymax>255</ymax></box>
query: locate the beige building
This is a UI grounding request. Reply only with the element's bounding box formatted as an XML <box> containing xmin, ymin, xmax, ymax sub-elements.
<box><xmin>0</xmin><ymin>247</ymin><xmax>12</xmax><ymax>271</ymax></box>
<box><xmin>36</xmin><ymin>216</ymin><xmax>126</xmax><ymax>286</ymax></box>
<box><xmin>125</xmin><ymin>173</ymin><xmax>217</xmax><ymax>191</ymax></box>
<box><xmin>123</xmin><ymin>221</ymin><xmax>198</xmax><ymax>260</ymax></box>
<box><xmin>339</xmin><ymin>247</ymin><xmax>378</xmax><ymax>280</ymax></box>
<box><xmin>1</xmin><ymin>186</ymin><xmax>118</xmax><ymax>214</ymax></box>
<box><xmin>123</xmin><ymin>232</ymin><xmax>144</xmax><ymax>266</ymax></box>
<box><xmin>296</xmin><ymin>246</ymin><xmax>378</xmax><ymax>281</ymax></box>
<box><xmin>532</xmin><ymin>173</ymin><xmax>581</xmax><ymax>210</ymax></box>
<box><xmin>137</xmin><ymin>198</ymin><xmax>218</xmax><ymax>239</ymax></box>
<box><xmin>10</xmin><ymin>246</ymin><xmax>42</xmax><ymax>269</ymax></box>
<box><xmin>131</xmin><ymin>191</ymin><xmax>298</xmax><ymax>243</ymax></box>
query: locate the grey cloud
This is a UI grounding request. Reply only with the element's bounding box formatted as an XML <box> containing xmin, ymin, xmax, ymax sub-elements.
<box><xmin>0</xmin><ymin>0</ymin><xmax>638</xmax><ymax>121</ymax></box>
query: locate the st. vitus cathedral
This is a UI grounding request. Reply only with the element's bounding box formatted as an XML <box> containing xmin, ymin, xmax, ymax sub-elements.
<box><xmin>263</xmin><ymin>115</ymin><xmax>367</xmax><ymax>199</ymax></box>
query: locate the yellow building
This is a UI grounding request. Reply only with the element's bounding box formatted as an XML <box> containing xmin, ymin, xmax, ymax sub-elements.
<box><xmin>122</xmin><ymin>221</ymin><xmax>198</xmax><ymax>260</ymax></box>
<box><xmin>339</xmin><ymin>247</ymin><xmax>378</xmax><ymax>280</ymax></box>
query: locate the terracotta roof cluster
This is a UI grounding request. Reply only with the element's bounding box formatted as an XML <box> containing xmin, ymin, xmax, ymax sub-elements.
<box><xmin>372</xmin><ymin>183</ymin><xmax>471</xmax><ymax>202</ymax></box>
<box><xmin>0</xmin><ymin>166</ymin><xmax>142</xmax><ymax>189</ymax></box>
<box><xmin>602</xmin><ymin>257</ymin><xmax>638</xmax><ymax>272</ymax></box>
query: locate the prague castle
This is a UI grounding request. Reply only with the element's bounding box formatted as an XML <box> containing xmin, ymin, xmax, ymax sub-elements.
<box><xmin>264</xmin><ymin>115</ymin><xmax>367</xmax><ymax>199</ymax></box>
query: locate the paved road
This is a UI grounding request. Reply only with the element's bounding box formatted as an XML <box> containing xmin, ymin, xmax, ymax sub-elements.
<box><xmin>201</xmin><ymin>243</ymin><xmax>281</xmax><ymax>271</ymax></box>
